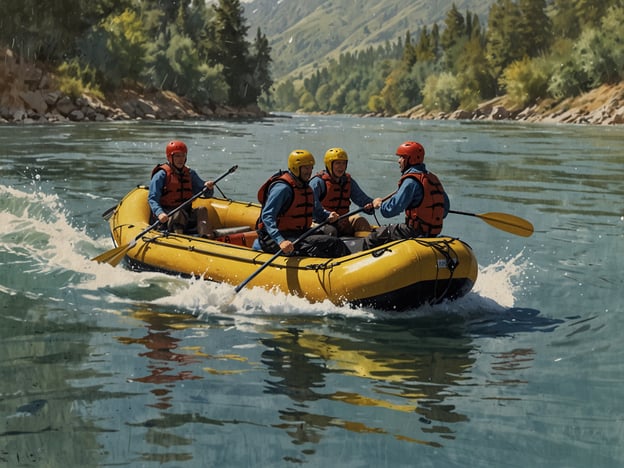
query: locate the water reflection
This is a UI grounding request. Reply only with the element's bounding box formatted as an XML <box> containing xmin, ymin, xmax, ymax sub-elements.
<box><xmin>0</xmin><ymin>296</ymin><xmax>102</xmax><ymax>466</ymax></box>
<box><xmin>113</xmin><ymin>306</ymin><xmax>563</xmax><ymax>464</ymax></box>
<box><xmin>258</xmin><ymin>308</ymin><xmax>563</xmax><ymax>458</ymax></box>
<box><xmin>463</xmin><ymin>307</ymin><xmax>563</xmax><ymax>337</ymax></box>
<box><xmin>116</xmin><ymin>310</ymin><xmax>204</xmax><ymax>410</ymax></box>
<box><xmin>260</xmin><ymin>318</ymin><xmax>474</xmax><ymax>450</ymax></box>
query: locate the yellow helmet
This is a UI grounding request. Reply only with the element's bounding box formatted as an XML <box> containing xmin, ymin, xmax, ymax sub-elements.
<box><xmin>324</xmin><ymin>147</ymin><xmax>348</xmax><ymax>176</ymax></box>
<box><xmin>288</xmin><ymin>149</ymin><xmax>315</xmax><ymax>177</ymax></box>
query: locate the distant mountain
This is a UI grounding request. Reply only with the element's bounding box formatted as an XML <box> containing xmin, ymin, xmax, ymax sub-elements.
<box><xmin>242</xmin><ymin>0</ymin><xmax>496</xmax><ymax>79</ymax></box>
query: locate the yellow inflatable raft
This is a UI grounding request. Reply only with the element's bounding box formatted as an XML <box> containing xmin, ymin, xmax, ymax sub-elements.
<box><xmin>106</xmin><ymin>186</ymin><xmax>478</xmax><ymax>311</ymax></box>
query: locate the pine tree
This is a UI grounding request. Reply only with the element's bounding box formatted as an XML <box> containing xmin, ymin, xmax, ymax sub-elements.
<box><xmin>415</xmin><ymin>27</ymin><xmax>436</xmax><ymax>62</ymax></box>
<box><xmin>551</xmin><ymin>0</ymin><xmax>580</xmax><ymax>39</ymax></box>
<box><xmin>440</xmin><ymin>4</ymin><xmax>466</xmax><ymax>52</ymax></box>
<box><xmin>431</xmin><ymin>23</ymin><xmax>440</xmax><ymax>55</ymax></box>
<box><xmin>440</xmin><ymin>4</ymin><xmax>469</xmax><ymax>72</ymax></box>
<box><xmin>211</xmin><ymin>0</ymin><xmax>254</xmax><ymax>106</ymax></box>
<box><xmin>469</xmin><ymin>13</ymin><xmax>482</xmax><ymax>40</ymax></box>
<box><xmin>518</xmin><ymin>0</ymin><xmax>552</xmax><ymax>57</ymax></box>
<box><xmin>486</xmin><ymin>0</ymin><xmax>523</xmax><ymax>86</ymax></box>
<box><xmin>402</xmin><ymin>31</ymin><xmax>417</xmax><ymax>69</ymax></box>
<box><xmin>252</xmin><ymin>27</ymin><xmax>273</xmax><ymax>104</ymax></box>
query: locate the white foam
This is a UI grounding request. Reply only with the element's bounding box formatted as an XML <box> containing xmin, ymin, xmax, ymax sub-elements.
<box><xmin>1</xmin><ymin>184</ymin><xmax>529</xmax><ymax>320</ymax></box>
<box><xmin>473</xmin><ymin>251</ymin><xmax>527</xmax><ymax>308</ymax></box>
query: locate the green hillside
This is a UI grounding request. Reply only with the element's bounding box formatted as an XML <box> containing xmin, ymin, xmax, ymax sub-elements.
<box><xmin>242</xmin><ymin>0</ymin><xmax>495</xmax><ymax>79</ymax></box>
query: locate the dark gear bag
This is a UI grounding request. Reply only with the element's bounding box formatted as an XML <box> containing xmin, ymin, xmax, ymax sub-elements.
<box><xmin>362</xmin><ymin>223</ymin><xmax>419</xmax><ymax>250</ymax></box>
<box><xmin>258</xmin><ymin>228</ymin><xmax>350</xmax><ymax>258</ymax></box>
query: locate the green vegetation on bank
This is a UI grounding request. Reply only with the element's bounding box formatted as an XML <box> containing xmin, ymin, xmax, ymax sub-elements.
<box><xmin>2</xmin><ymin>0</ymin><xmax>623</xmax><ymax>117</ymax></box>
<box><xmin>273</xmin><ymin>0</ymin><xmax>624</xmax><ymax>115</ymax></box>
<box><xmin>0</xmin><ymin>0</ymin><xmax>272</xmax><ymax>108</ymax></box>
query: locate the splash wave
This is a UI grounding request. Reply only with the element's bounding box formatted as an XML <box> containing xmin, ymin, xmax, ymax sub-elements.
<box><xmin>1</xmin><ymin>184</ymin><xmax>530</xmax><ymax>321</ymax></box>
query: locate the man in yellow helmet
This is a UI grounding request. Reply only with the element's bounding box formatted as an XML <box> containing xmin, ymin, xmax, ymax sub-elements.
<box><xmin>310</xmin><ymin>147</ymin><xmax>375</xmax><ymax>236</ymax></box>
<box><xmin>255</xmin><ymin>149</ymin><xmax>351</xmax><ymax>258</ymax></box>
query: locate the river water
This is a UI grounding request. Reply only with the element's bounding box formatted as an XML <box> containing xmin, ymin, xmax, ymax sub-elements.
<box><xmin>1</xmin><ymin>115</ymin><xmax>622</xmax><ymax>467</ymax></box>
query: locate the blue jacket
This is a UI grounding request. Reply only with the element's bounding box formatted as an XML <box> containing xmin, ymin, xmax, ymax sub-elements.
<box><xmin>381</xmin><ymin>164</ymin><xmax>449</xmax><ymax>219</ymax></box>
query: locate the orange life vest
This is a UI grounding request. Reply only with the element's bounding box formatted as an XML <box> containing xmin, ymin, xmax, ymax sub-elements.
<box><xmin>257</xmin><ymin>171</ymin><xmax>315</xmax><ymax>231</ymax></box>
<box><xmin>315</xmin><ymin>171</ymin><xmax>351</xmax><ymax>215</ymax></box>
<box><xmin>151</xmin><ymin>163</ymin><xmax>193</xmax><ymax>210</ymax></box>
<box><xmin>399</xmin><ymin>170</ymin><xmax>446</xmax><ymax>236</ymax></box>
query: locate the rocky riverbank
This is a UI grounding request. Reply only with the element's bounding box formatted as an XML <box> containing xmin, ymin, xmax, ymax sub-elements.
<box><xmin>393</xmin><ymin>82</ymin><xmax>624</xmax><ymax>125</ymax></box>
<box><xmin>0</xmin><ymin>48</ymin><xmax>267</xmax><ymax>124</ymax></box>
<box><xmin>2</xmin><ymin>47</ymin><xmax>623</xmax><ymax>125</ymax></box>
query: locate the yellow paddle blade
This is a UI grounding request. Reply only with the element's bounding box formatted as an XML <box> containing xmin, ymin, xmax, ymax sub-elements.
<box><xmin>104</xmin><ymin>247</ymin><xmax>131</xmax><ymax>267</ymax></box>
<box><xmin>91</xmin><ymin>243</ymin><xmax>133</xmax><ymax>265</ymax></box>
<box><xmin>477</xmin><ymin>212</ymin><xmax>534</xmax><ymax>237</ymax></box>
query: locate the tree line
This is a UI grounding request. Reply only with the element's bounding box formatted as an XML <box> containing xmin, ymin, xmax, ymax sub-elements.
<box><xmin>2</xmin><ymin>0</ymin><xmax>622</xmax><ymax>116</ymax></box>
<box><xmin>273</xmin><ymin>0</ymin><xmax>624</xmax><ymax>115</ymax></box>
<box><xmin>0</xmin><ymin>0</ymin><xmax>272</xmax><ymax>108</ymax></box>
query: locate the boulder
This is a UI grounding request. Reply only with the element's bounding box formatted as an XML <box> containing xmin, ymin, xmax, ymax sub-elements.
<box><xmin>490</xmin><ymin>106</ymin><xmax>510</xmax><ymax>120</ymax></box>
<box><xmin>19</xmin><ymin>90</ymin><xmax>48</xmax><ymax>114</ymax></box>
<box><xmin>68</xmin><ymin>109</ymin><xmax>85</xmax><ymax>121</ymax></box>
<box><xmin>56</xmin><ymin>96</ymin><xmax>76</xmax><ymax>116</ymax></box>
<box><xmin>450</xmin><ymin>109</ymin><xmax>473</xmax><ymax>120</ymax></box>
<box><xmin>135</xmin><ymin>99</ymin><xmax>156</xmax><ymax>117</ymax></box>
<box><xmin>12</xmin><ymin>110</ymin><xmax>27</xmax><ymax>121</ymax></box>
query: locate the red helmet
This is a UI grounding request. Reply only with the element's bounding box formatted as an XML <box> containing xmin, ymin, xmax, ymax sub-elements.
<box><xmin>166</xmin><ymin>140</ymin><xmax>188</xmax><ymax>163</ymax></box>
<box><xmin>396</xmin><ymin>141</ymin><xmax>425</xmax><ymax>165</ymax></box>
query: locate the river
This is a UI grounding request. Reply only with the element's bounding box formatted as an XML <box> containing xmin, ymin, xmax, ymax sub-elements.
<box><xmin>1</xmin><ymin>115</ymin><xmax>622</xmax><ymax>467</ymax></box>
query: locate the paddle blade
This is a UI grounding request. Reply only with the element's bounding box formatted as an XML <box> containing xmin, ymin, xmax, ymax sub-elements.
<box><xmin>477</xmin><ymin>212</ymin><xmax>534</xmax><ymax>237</ymax></box>
<box><xmin>91</xmin><ymin>242</ymin><xmax>132</xmax><ymax>266</ymax></box>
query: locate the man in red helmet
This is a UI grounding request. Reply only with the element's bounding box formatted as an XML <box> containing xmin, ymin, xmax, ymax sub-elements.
<box><xmin>363</xmin><ymin>141</ymin><xmax>449</xmax><ymax>249</ymax></box>
<box><xmin>148</xmin><ymin>140</ymin><xmax>215</xmax><ymax>237</ymax></box>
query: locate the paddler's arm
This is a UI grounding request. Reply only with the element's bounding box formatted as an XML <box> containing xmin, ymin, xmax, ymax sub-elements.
<box><xmin>191</xmin><ymin>169</ymin><xmax>215</xmax><ymax>197</ymax></box>
<box><xmin>261</xmin><ymin>183</ymin><xmax>292</xmax><ymax>247</ymax></box>
<box><xmin>350</xmin><ymin>178</ymin><xmax>374</xmax><ymax>213</ymax></box>
<box><xmin>379</xmin><ymin>178</ymin><xmax>422</xmax><ymax>218</ymax></box>
<box><xmin>148</xmin><ymin>170</ymin><xmax>168</xmax><ymax>223</ymax></box>
<box><xmin>312</xmin><ymin>188</ymin><xmax>335</xmax><ymax>223</ymax></box>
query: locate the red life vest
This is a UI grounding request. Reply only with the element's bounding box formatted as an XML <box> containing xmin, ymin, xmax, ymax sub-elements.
<box><xmin>257</xmin><ymin>171</ymin><xmax>315</xmax><ymax>231</ymax></box>
<box><xmin>151</xmin><ymin>163</ymin><xmax>193</xmax><ymax>210</ymax></box>
<box><xmin>399</xmin><ymin>170</ymin><xmax>446</xmax><ymax>236</ymax></box>
<box><xmin>315</xmin><ymin>171</ymin><xmax>352</xmax><ymax>215</ymax></box>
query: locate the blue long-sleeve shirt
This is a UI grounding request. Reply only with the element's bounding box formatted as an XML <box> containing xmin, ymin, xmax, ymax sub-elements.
<box><xmin>261</xmin><ymin>173</ymin><xmax>330</xmax><ymax>246</ymax></box>
<box><xmin>380</xmin><ymin>165</ymin><xmax>450</xmax><ymax>219</ymax></box>
<box><xmin>309</xmin><ymin>171</ymin><xmax>374</xmax><ymax>210</ymax></box>
<box><xmin>148</xmin><ymin>167</ymin><xmax>213</xmax><ymax>217</ymax></box>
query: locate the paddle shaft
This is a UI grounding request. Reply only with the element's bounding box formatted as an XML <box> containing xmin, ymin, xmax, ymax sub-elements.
<box><xmin>449</xmin><ymin>209</ymin><xmax>481</xmax><ymax>219</ymax></box>
<box><xmin>233</xmin><ymin>204</ymin><xmax>370</xmax><ymax>294</ymax></box>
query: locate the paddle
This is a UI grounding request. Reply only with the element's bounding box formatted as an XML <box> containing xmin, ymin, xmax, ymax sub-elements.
<box><xmin>449</xmin><ymin>209</ymin><xmax>534</xmax><ymax>237</ymax></box>
<box><xmin>233</xmin><ymin>204</ymin><xmax>372</xmax><ymax>294</ymax></box>
<box><xmin>101</xmin><ymin>204</ymin><xmax>117</xmax><ymax>219</ymax></box>
<box><xmin>92</xmin><ymin>164</ymin><xmax>238</xmax><ymax>266</ymax></box>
